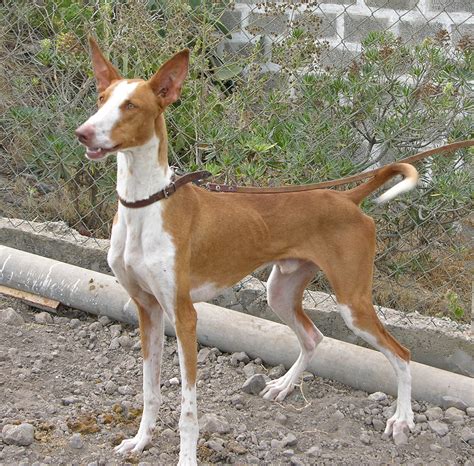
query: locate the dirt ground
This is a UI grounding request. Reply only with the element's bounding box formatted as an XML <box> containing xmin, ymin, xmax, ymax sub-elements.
<box><xmin>0</xmin><ymin>296</ymin><xmax>473</xmax><ymax>466</ymax></box>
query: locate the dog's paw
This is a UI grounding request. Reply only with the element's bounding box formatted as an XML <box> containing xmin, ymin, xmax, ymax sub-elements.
<box><xmin>260</xmin><ymin>376</ymin><xmax>295</xmax><ymax>402</ymax></box>
<box><xmin>114</xmin><ymin>433</ymin><xmax>150</xmax><ymax>455</ymax></box>
<box><xmin>383</xmin><ymin>413</ymin><xmax>415</xmax><ymax>445</ymax></box>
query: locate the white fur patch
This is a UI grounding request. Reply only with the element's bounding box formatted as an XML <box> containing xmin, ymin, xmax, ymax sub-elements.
<box><xmin>190</xmin><ymin>282</ymin><xmax>222</xmax><ymax>303</ymax></box>
<box><xmin>376</xmin><ymin>177</ymin><xmax>417</xmax><ymax>204</ymax></box>
<box><xmin>86</xmin><ymin>81</ymin><xmax>139</xmax><ymax>148</ymax></box>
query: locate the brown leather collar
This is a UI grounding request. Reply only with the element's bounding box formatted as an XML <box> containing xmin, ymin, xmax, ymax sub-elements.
<box><xmin>117</xmin><ymin>170</ymin><xmax>211</xmax><ymax>208</ymax></box>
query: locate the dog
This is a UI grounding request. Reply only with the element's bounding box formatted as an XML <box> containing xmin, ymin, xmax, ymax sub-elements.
<box><xmin>76</xmin><ymin>38</ymin><xmax>417</xmax><ymax>465</ymax></box>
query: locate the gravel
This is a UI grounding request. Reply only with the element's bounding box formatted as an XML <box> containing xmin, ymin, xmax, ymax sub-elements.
<box><xmin>0</xmin><ymin>297</ymin><xmax>473</xmax><ymax>465</ymax></box>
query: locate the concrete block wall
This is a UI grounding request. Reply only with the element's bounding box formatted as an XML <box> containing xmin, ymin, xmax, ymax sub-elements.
<box><xmin>221</xmin><ymin>0</ymin><xmax>473</xmax><ymax>67</ymax></box>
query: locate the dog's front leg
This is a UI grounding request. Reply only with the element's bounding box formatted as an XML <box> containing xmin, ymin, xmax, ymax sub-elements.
<box><xmin>174</xmin><ymin>295</ymin><xmax>199</xmax><ymax>466</ymax></box>
<box><xmin>114</xmin><ymin>294</ymin><xmax>164</xmax><ymax>455</ymax></box>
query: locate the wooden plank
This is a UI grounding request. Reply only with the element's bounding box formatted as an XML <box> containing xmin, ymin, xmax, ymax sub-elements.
<box><xmin>0</xmin><ymin>284</ymin><xmax>60</xmax><ymax>312</ymax></box>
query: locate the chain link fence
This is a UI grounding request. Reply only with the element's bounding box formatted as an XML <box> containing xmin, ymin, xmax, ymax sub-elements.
<box><xmin>1</xmin><ymin>0</ymin><xmax>473</xmax><ymax>327</ymax></box>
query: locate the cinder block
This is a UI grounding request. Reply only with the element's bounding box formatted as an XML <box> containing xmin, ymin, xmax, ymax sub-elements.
<box><xmin>247</xmin><ymin>12</ymin><xmax>288</xmax><ymax>36</ymax></box>
<box><xmin>429</xmin><ymin>0</ymin><xmax>474</xmax><ymax>13</ymax></box>
<box><xmin>222</xmin><ymin>39</ymin><xmax>261</xmax><ymax>60</ymax></box>
<box><xmin>220</xmin><ymin>9</ymin><xmax>243</xmax><ymax>33</ymax></box>
<box><xmin>345</xmin><ymin>13</ymin><xmax>390</xmax><ymax>42</ymax></box>
<box><xmin>293</xmin><ymin>12</ymin><xmax>338</xmax><ymax>38</ymax></box>
<box><xmin>365</xmin><ymin>0</ymin><xmax>419</xmax><ymax>9</ymax></box>
<box><xmin>452</xmin><ymin>23</ymin><xmax>474</xmax><ymax>44</ymax></box>
<box><xmin>399</xmin><ymin>20</ymin><xmax>445</xmax><ymax>43</ymax></box>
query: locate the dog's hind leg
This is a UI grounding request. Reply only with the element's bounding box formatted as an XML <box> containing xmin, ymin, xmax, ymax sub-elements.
<box><xmin>261</xmin><ymin>260</ymin><xmax>323</xmax><ymax>401</ymax></box>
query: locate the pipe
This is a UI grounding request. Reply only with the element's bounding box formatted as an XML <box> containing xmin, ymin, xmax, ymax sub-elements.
<box><xmin>1</xmin><ymin>245</ymin><xmax>472</xmax><ymax>406</ymax></box>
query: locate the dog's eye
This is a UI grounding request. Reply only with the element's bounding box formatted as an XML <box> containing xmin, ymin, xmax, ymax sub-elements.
<box><xmin>126</xmin><ymin>102</ymin><xmax>136</xmax><ymax>110</ymax></box>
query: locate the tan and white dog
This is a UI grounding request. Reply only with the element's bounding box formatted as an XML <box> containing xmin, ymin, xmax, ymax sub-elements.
<box><xmin>76</xmin><ymin>38</ymin><xmax>417</xmax><ymax>464</ymax></box>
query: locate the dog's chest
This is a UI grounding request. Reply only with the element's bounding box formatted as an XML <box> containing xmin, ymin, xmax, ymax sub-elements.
<box><xmin>108</xmin><ymin>204</ymin><xmax>175</xmax><ymax>295</ymax></box>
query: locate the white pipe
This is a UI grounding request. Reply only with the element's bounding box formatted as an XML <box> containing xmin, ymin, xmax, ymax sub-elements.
<box><xmin>1</xmin><ymin>245</ymin><xmax>472</xmax><ymax>406</ymax></box>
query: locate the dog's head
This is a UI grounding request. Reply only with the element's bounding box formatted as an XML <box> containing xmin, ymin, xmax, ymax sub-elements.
<box><xmin>75</xmin><ymin>37</ymin><xmax>189</xmax><ymax>160</ymax></box>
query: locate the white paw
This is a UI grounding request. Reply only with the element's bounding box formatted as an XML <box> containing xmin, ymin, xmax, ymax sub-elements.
<box><xmin>260</xmin><ymin>375</ymin><xmax>295</xmax><ymax>401</ymax></box>
<box><xmin>177</xmin><ymin>452</ymin><xmax>198</xmax><ymax>466</ymax></box>
<box><xmin>114</xmin><ymin>433</ymin><xmax>150</xmax><ymax>455</ymax></box>
<box><xmin>383</xmin><ymin>412</ymin><xmax>415</xmax><ymax>444</ymax></box>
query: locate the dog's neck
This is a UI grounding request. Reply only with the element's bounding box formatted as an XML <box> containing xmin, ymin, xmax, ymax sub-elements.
<box><xmin>116</xmin><ymin>115</ymin><xmax>172</xmax><ymax>203</ymax></box>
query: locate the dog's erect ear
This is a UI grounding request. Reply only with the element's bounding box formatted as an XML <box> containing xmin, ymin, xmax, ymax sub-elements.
<box><xmin>149</xmin><ymin>49</ymin><xmax>190</xmax><ymax>107</ymax></box>
<box><xmin>88</xmin><ymin>36</ymin><xmax>122</xmax><ymax>92</ymax></box>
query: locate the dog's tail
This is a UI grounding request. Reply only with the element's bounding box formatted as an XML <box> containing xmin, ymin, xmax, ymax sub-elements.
<box><xmin>344</xmin><ymin>163</ymin><xmax>419</xmax><ymax>205</ymax></box>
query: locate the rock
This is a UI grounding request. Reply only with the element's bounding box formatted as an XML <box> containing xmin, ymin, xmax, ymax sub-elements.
<box><xmin>169</xmin><ymin>377</ymin><xmax>180</xmax><ymax>386</ymax></box>
<box><xmin>243</xmin><ymin>362</ymin><xmax>262</xmax><ymax>378</ymax></box>
<box><xmin>425</xmin><ymin>407</ymin><xmax>443</xmax><ymax>421</ymax></box>
<box><xmin>69</xmin><ymin>318</ymin><xmax>81</xmax><ymax>329</ymax></box>
<box><xmin>414</xmin><ymin>414</ymin><xmax>427</xmax><ymax>423</ymax></box>
<box><xmin>206</xmin><ymin>439</ymin><xmax>224</xmax><ymax>452</ymax></box>
<box><xmin>283</xmin><ymin>449</ymin><xmax>294</xmax><ymax>457</ymax></box>
<box><xmin>467</xmin><ymin>407</ymin><xmax>474</xmax><ymax>417</ymax></box>
<box><xmin>230</xmin><ymin>351</ymin><xmax>250</xmax><ymax>366</ymax></box>
<box><xmin>69</xmin><ymin>433</ymin><xmax>83</xmax><ymax>449</ymax></box>
<box><xmin>430</xmin><ymin>443</ymin><xmax>442</xmax><ymax>452</ymax></box>
<box><xmin>109</xmin><ymin>338</ymin><xmax>120</xmax><ymax>350</ymax></box>
<box><xmin>199</xmin><ymin>414</ymin><xmax>230</xmax><ymax>434</ymax></box>
<box><xmin>360</xmin><ymin>433</ymin><xmax>371</xmax><ymax>445</ymax></box>
<box><xmin>276</xmin><ymin>413</ymin><xmax>288</xmax><ymax>425</ymax></box>
<box><xmin>372</xmin><ymin>418</ymin><xmax>385</xmax><ymax>431</ymax></box>
<box><xmin>2</xmin><ymin>423</ymin><xmax>35</xmax><ymax>446</ymax></box>
<box><xmin>444</xmin><ymin>407</ymin><xmax>465</xmax><ymax>423</ymax></box>
<box><xmin>368</xmin><ymin>392</ymin><xmax>388</xmax><ymax>402</ymax></box>
<box><xmin>268</xmin><ymin>364</ymin><xmax>286</xmax><ymax>379</ymax></box>
<box><xmin>34</xmin><ymin>311</ymin><xmax>53</xmax><ymax>324</ymax></box>
<box><xmin>440</xmin><ymin>396</ymin><xmax>468</xmax><ymax>411</ymax></box>
<box><xmin>228</xmin><ymin>440</ymin><xmax>247</xmax><ymax>454</ymax></box>
<box><xmin>98</xmin><ymin>315</ymin><xmax>112</xmax><ymax>325</ymax></box>
<box><xmin>197</xmin><ymin>347</ymin><xmax>212</xmax><ymax>364</ymax></box>
<box><xmin>306</xmin><ymin>446</ymin><xmax>321</xmax><ymax>457</ymax></box>
<box><xmin>271</xmin><ymin>439</ymin><xmax>284</xmax><ymax>449</ymax></box>
<box><xmin>242</xmin><ymin>374</ymin><xmax>266</xmax><ymax>395</ymax></box>
<box><xmin>331</xmin><ymin>410</ymin><xmax>345</xmax><ymax>421</ymax></box>
<box><xmin>282</xmin><ymin>433</ymin><xmax>297</xmax><ymax>447</ymax></box>
<box><xmin>110</xmin><ymin>324</ymin><xmax>122</xmax><ymax>338</ymax></box>
<box><xmin>118</xmin><ymin>335</ymin><xmax>133</xmax><ymax>348</ymax></box>
<box><xmin>460</xmin><ymin>427</ymin><xmax>474</xmax><ymax>443</ymax></box>
<box><xmin>104</xmin><ymin>381</ymin><xmax>117</xmax><ymax>395</ymax></box>
<box><xmin>118</xmin><ymin>385</ymin><xmax>136</xmax><ymax>396</ymax></box>
<box><xmin>428</xmin><ymin>420</ymin><xmax>449</xmax><ymax>436</ymax></box>
<box><xmin>0</xmin><ymin>308</ymin><xmax>24</xmax><ymax>326</ymax></box>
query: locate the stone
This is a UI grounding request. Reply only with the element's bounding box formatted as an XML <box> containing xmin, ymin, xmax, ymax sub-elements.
<box><xmin>0</xmin><ymin>308</ymin><xmax>24</xmax><ymax>325</ymax></box>
<box><xmin>425</xmin><ymin>407</ymin><xmax>443</xmax><ymax>420</ymax></box>
<box><xmin>360</xmin><ymin>432</ymin><xmax>371</xmax><ymax>445</ymax></box>
<box><xmin>109</xmin><ymin>338</ymin><xmax>120</xmax><ymax>350</ymax></box>
<box><xmin>415</xmin><ymin>414</ymin><xmax>427</xmax><ymax>423</ymax></box>
<box><xmin>110</xmin><ymin>324</ymin><xmax>122</xmax><ymax>338</ymax></box>
<box><xmin>460</xmin><ymin>427</ymin><xmax>474</xmax><ymax>443</ymax></box>
<box><xmin>197</xmin><ymin>347</ymin><xmax>212</xmax><ymax>364</ymax></box>
<box><xmin>34</xmin><ymin>312</ymin><xmax>53</xmax><ymax>324</ymax></box>
<box><xmin>306</xmin><ymin>445</ymin><xmax>321</xmax><ymax>457</ymax></box>
<box><xmin>104</xmin><ymin>381</ymin><xmax>117</xmax><ymax>395</ymax></box>
<box><xmin>444</xmin><ymin>407</ymin><xmax>465</xmax><ymax>423</ymax></box>
<box><xmin>199</xmin><ymin>414</ymin><xmax>230</xmax><ymax>434</ymax></box>
<box><xmin>332</xmin><ymin>410</ymin><xmax>345</xmax><ymax>421</ymax></box>
<box><xmin>372</xmin><ymin>418</ymin><xmax>385</xmax><ymax>431</ymax></box>
<box><xmin>118</xmin><ymin>385</ymin><xmax>136</xmax><ymax>396</ymax></box>
<box><xmin>368</xmin><ymin>392</ymin><xmax>388</xmax><ymax>402</ymax></box>
<box><xmin>242</xmin><ymin>374</ymin><xmax>266</xmax><ymax>395</ymax></box>
<box><xmin>169</xmin><ymin>377</ymin><xmax>180</xmax><ymax>386</ymax></box>
<box><xmin>69</xmin><ymin>318</ymin><xmax>81</xmax><ymax>329</ymax></box>
<box><xmin>268</xmin><ymin>364</ymin><xmax>286</xmax><ymax>379</ymax></box>
<box><xmin>243</xmin><ymin>362</ymin><xmax>261</xmax><ymax>378</ymax></box>
<box><xmin>276</xmin><ymin>413</ymin><xmax>288</xmax><ymax>425</ymax></box>
<box><xmin>394</xmin><ymin>430</ymin><xmax>408</xmax><ymax>446</ymax></box>
<box><xmin>282</xmin><ymin>433</ymin><xmax>297</xmax><ymax>447</ymax></box>
<box><xmin>230</xmin><ymin>351</ymin><xmax>250</xmax><ymax>366</ymax></box>
<box><xmin>69</xmin><ymin>433</ymin><xmax>83</xmax><ymax>449</ymax></box>
<box><xmin>118</xmin><ymin>335</ymin><xmax>132</xmax><ymax>348</ymax></box>
<box><xmin>98</xmin><ymin>315</ymin><xmax>112</xmax><ymax>325</ymax></box>
<box><xmin>440</xmin><ymin>396</ymin><xmax>468</xmax><ymax>411</ymax></box>
<box><xmin>467</xmin><ymin>407</ymin><xmax>474</xmax><ymax>417</ymax></box>
<box><xmin>271</xmin><ymin>439</ymin><xmax>284</xmax><ymax>449</ymax></box>
<box><xmin>2</xmin><ymin>423</ymin><xmax>35</xmax><ymax>446</ymax></box>
<box><xmin>207</xmin><ymin>439</ymin><xmax>224</xmax><ymax>452</ymax></box>
<box><xmin>430</xmin><ymin>443</ymin><xmax>442</xmax><ymax>452</ymax></box>
<box><xmin>428</xmin><ymin>420</ymin><xmax>449</xmax><ymax>436</ymax></box>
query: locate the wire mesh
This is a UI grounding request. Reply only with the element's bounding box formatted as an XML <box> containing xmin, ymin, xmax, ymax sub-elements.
<box><xmin>0</xmin><ymin>0</ymin><xmax>472</xmax><ymax>327</ymax></box>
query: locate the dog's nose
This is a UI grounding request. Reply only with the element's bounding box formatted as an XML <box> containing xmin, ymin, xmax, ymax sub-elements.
<box><xmin>75</xmin><ymin>124</ymin><xmax>95</xmax><ymax>145</ymax></box>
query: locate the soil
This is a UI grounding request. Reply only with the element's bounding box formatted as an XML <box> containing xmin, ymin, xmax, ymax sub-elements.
<box><xmin>0</xmin><ymin>296</ymin><xmax>473</xmax><ymax>466</ymax></box>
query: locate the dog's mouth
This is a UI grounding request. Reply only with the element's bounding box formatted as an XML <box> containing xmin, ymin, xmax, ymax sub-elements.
<box><xmin>85</xmin><ymin>145</ymin><xmax>120</xmax><ymax>160</ymax></box>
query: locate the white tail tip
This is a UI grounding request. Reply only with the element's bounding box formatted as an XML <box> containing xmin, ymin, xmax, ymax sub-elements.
<box><xmin>376</xmin><ymin>177</ymin><xmax>418</xmax><ymax>204</ymax></box>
